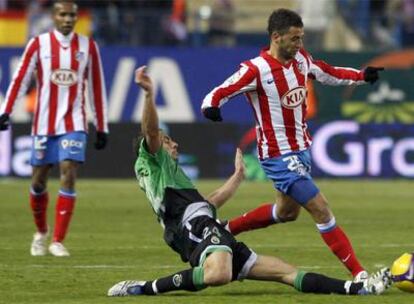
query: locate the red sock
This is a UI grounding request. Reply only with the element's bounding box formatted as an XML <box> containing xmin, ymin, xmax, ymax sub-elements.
<box><xmin>228</xmin><ymin>203</ymin><xmax>276</xmax><ymax>236</ymax></box>
<box><xmin>30</xmin><ymin>190</ymin><xmax>49</xmax><ymax>233</ymax></box>
<box><xmin>320</xmin><ymin>225</ymin><xmax>364</xmax><ymax>277</ymax></box>
<box><xmin>53</xmin><ymin>191</ymin><xmax>76</xmax><ymax>242</ymax></box>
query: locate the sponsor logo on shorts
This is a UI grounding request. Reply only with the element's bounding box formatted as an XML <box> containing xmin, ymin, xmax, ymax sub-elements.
<box><xmin>172</xmin><ymin>274</ymin><xmax>183</xmax><ymax>287</ymax></box>
<box><xmin>61</xmin><ymin>139</ymin><xmax>83</xmax><ymax>150</ymax></box>
<box><xmin>281</xmin><ymin>86</ymin><xmax>306</xmax><ymax>109</ymax></box>
<box><xmin>51</xmin><ymin>69</ymin><xmax>78</xmax><ymax>86</ymax></box>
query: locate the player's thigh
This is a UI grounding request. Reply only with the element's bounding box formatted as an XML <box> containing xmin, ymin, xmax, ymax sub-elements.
<box><xmin>302</xmin><ymin>192</ymin><xmax>333</xmax><ymax>224</ymax></box>
<box><xmin>261</xmin><ymin>150</ymin><xmax>318</xmax><ymax>207</ymax></box>
<box><xmin>203</xmin><ymin>251</ymin><xmax>233</xmax><ymax>285</ymax></box>
<box><xmin>247</xmin><ymin>254</ymin><xmax>297</xmax><ymax>285</ymax></box>
<box><xmin>276</xmin><ymin>191</ymin><xmax>301</xmax><ymax>220</ymax></box>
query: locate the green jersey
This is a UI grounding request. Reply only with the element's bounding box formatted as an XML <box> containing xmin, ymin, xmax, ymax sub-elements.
<box><xmin>134</xmin><ymin>139</ymin><xmax>204</xmax><ymax>227</ymax></box>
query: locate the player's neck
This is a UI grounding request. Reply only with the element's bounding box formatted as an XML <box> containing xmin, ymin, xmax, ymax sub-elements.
<box><xmin>268</xmin><ymin>45</ymin><xmax>292</xmax><ymax>65</ymax></box>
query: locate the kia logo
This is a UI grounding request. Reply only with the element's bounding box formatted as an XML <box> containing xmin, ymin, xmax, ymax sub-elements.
<box><xmin>281</xmin><ymin>86</ymin><xmax>306</xmax><ymax>109</ymax></box>
<box><xmin>50</xmin><ymin>69</ymin><xmax>77</xmax><ymax>86</ymax></box>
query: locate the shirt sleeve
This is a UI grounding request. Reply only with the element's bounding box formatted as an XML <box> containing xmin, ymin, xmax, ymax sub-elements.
<box><xmin>87</xmin><ymin>38</ymin><xmax>109</xmax><ymax>133</ymax></box>
<box><xmin>1</xmin><ymin>37</ymin><xmax>39</xmax><ymax>115</ymax></box>
<box><xmin>304</xmin><ymin>50</ymin><xmax>365</xmax><ymax>86</ymax></box>
<box><xmin>201</xmin><ymin>63</ymin><xmax>257</xmax><ymax>109</ymax></box>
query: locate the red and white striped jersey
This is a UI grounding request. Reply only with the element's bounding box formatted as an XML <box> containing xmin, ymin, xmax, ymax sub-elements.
<box><xmin>202</xmin><ymin>47</ymin><xmax>365</xmax><ymax>160</ymax></box>
<box><xmin>0</xmin><ymin>30</ymin><xmax>108</xmax><ymax>136</ymax></box>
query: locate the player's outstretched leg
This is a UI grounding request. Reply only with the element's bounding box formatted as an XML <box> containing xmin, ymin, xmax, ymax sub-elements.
<box><xmin>108</xmin><ymin>267</ymin><xmax>205</xmax><ymax>296</ymax></box>
<box><xmin>295</xmin><ymin>268</ymin><xmax>392</xmax><ymax>295</ymax></box>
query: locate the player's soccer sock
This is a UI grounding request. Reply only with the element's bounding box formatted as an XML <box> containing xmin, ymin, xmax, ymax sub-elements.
<box><xmin>53</xmin><ymin>189</ymin><xmax>76</xmax><ymax>243</ymax></box>
<box><xmin>294</xmin><ymin>270</ymin><xmax>364</xmax><ymax>295</ymax></box>
<box><xmin>143</xmin><ymin>267</ymin><xmax>205</xmax><ymax>295</ymax></box>
<box><xmin>317</xmin><ymin>218</ymin><xmax>364</xmax><ymax>277</ymax></box>
<box><xmin>29</xmin><ymin>187</ymin><xmax>49</xmax><ymax>233</ymax></box>
<box><xmin>228</xmin><ymin>203</ymin><xmax>279</xmax><ymax>236</ymax></box>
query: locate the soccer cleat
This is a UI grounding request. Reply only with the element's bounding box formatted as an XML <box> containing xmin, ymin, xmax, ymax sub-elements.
<box><xmin>107</xmin><ymin>280</ymin><xmax>146</xmax><ymax>296</ymax></box>
<box><xmin>48</xmin><ymin>242</ymin><xmax>70</xmax><ymax>257</ymax></box>
<box><xmin>358</xmin><ymin>267</ymin><xmax>392</xmax><ymax>295</ymax></box>
<box><xmin>30</xmin><ymin>232</ymin><xmax>48</xmax><ymax>256</ymax></box>
<box><xmin>353</xmin><ymin>270</ymin><xmax>369</xmax><ymax>283</ymax></box>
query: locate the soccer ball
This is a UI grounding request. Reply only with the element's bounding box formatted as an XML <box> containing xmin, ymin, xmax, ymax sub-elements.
<box><xmin>391</xmin><ymin>252</ymin><xmax>414</xmax><ymax>292</ymax></box>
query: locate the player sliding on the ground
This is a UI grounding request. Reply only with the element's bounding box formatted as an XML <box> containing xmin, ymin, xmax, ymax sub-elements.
<box><xmin>107</xmin><ymin>66</ymin><xmax>391</xmax><ymax>297</ymax></box>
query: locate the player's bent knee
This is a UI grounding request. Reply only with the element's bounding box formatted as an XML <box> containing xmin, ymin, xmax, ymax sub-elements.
<box><xmin>31</xmin><ymin>183</ymin><xmax>46</xmax><ymax>193</ymax></box>
<box><xmin>204</xmin><ymin>266</ymin><xmax>232</xmax><ymax>286</ymax></box>
<box><xmin>278</xmin><ymin>212</ymin><xmax>299</xmax><ymax>222</ymax></box>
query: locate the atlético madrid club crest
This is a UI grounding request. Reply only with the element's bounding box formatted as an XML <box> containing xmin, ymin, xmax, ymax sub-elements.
<box><xmin>297</xmin><ymin>61</ymin><xmax>305</xmax><ymax>75</ymax></box>
<box><xmin>75</xmin><ymin>51</ymin><xmax>85</xmax><ymax>61</ymax></box>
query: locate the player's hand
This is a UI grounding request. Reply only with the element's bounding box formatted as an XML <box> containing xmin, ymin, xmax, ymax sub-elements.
<box><xmin>0</xmin><ymin>113</ymin><xmax>10</xmax><ymax>131</ymax></box>
<box><xmin>234</xmin><ymin>148</ymin><xmax>245</xmax><ymax>180</ymax></box>
<box><xmin>363</xmin><ymin>66</ymin><xmax>384</xmax><ymax>84</ymax></box>
<box><xmin>135</xmin><ymin>65</ymin><xmax>153</xmax><ymax>93</ymax></box>
<box><xmin>203</xmin><ymin>107</ymin><xmax>223</xmax><ymax>122</ymax></box>
<box><xmin>94</xmin><ymin>131</ymin><xmax>108</xmax><ymax>150</ymax></box>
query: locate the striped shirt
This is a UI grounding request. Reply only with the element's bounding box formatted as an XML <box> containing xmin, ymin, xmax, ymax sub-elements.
<box><xmin>0</xmin><ymin>29</ymin><xmax>108</xmax><ymax>136</ymax></box>
<box><xmin>202</xmin><ymin>47</ymin><xmax>365</xmax><ymax>160</ymax></box>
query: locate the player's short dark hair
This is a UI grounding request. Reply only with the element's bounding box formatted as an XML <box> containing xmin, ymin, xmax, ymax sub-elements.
<box><xmin>53</xmin><ymin>0</ymin><xmax>77</xmax><ymax>10</ymax></box>
<box><xmin>267</xmin><ymin>9</ymin><xmax>303</xmax><ymax>36</ymax></box>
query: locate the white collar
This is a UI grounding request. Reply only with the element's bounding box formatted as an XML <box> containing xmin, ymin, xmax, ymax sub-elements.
<box><xmin>53</xmin><ymin>29</ymin><xmax>74</xmax><ymax>46</ymax></box>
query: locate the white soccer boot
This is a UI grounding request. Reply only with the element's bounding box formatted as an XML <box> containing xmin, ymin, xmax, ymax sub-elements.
<box><xmin>354</xmin><ymin>270</ymin><xmax>369</xmax><ymax>283</ymax></box>
<box><xmin>30</xmin><ymin>232</ymin><xmax>48</xmax><ymax>256</ymax></box>
<box><xmin>48</xmin><ymin>242</ymin><xmax>70</xmax><ymax>257</ymax></box>
<box><xmin>107</xmin><ymin>280</ymin><xmax>146</xmax><ymax>296</ymax></box>
<box><xmin>359</xmin><ymin>267</ymin><xmax>392</xmax><ymax>295</ymax></box>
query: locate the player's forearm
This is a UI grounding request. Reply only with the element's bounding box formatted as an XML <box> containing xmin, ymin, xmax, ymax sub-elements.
<box><xmin>141</xmin><ymin>91</ymin><xmax>159</xmax><ymax>137</ymax></box>
<box><xmin>206</xmin><ymin>171</ymin><xmax>244</xmax><ymax>208</ymax></box>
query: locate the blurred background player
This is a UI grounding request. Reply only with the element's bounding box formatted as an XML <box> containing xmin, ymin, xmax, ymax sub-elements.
<box><xmin>107</xmin><ymin>65</ymin><xmax>391</xmax><ymax>297</ymax></box>
<box><xmin>0</xmin><ymin>0</ymin><xmax>108</xmax><ymax>257</ymax></box>
<box><xmin>202</xmin><ymin>8</ymin><xmax>383</xmax><ymax>281</ymax></box>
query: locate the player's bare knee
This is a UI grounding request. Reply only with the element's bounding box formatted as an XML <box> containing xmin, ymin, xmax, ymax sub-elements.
<box><xmin>204</xmin><ymin>265</ymin><xmax>232</xmax><ymax>286</ymax></box>
<box><xmin>277</xmin><ymin>210</ymin><xmax>299</xmax><ymax>222</ymax></box>
<box><xmin>31</xmin><ymin>183</ymin><xmax>46</xmax><ymax>193</ymax></box>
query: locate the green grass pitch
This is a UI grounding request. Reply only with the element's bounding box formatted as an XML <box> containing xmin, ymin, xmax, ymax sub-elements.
<box><xmin>0</xmin><ymin>179</ymin><xmax>413</xmax><ymax>303</ymax></box>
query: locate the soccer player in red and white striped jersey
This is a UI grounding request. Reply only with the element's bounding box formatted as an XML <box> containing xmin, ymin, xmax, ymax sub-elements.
<box><xmin>0</xmin><ymin>0</ymin><xmax>109</xmax><ymax>257</ymax></box>
<box><xmin>202</xmin><ymin>9</ymin><xmax>383</xmax><ymax>281</ymax></box>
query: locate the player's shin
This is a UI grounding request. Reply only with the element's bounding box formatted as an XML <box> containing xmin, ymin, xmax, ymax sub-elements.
<box><xmin>53</xmin><ymin>189</ymin><xmax>76</xmax><ymax>242</ymax></box>
<box><xmin>143</xmin><ymin>267</ymin><xmax>206</xmax><ymax>294</ymax></box>
<box><xmin>228</xmin><ymin>203</ymin><xmax>279</xmax><ymax>235</ymax></box>
<box><xmin>30</xmin><ymin>187</ymin><xmax>49</xmax><ymax>233</ymax></box>
<box><xmin>294</xmin><ymin>271</ymin><xmax>365</xmax><ymax>294</ymax></box>
<box><xmin>317</xmin><ymin>219</ymin><xmax>364</xmax><ymax>277</ymax></box>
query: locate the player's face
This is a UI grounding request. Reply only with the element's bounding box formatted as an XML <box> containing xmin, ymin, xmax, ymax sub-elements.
<box><xmin>53</xmin><ymin>3</ymin><xmax>78</xmax><ymax>36</ymax></box>
<box><xmin>161</xmin><ymin>133</ymin><xmax>179</xmax><ymax>160</ymax></box>
<box><xmin>276</xmin><ymin>26</ymin><xmax>304</xmax><ymax>60</ymax></box>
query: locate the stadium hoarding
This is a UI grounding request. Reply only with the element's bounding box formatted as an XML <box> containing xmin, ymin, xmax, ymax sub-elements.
<box><xmin>2</xmin><ymin>47</ymin><xmax>414</xmax><ymax>124</ymax></box>
<box><xmin>1</xmin><ymin>122</ymin><xmax>414</xmax><ymax>179</ymax></box>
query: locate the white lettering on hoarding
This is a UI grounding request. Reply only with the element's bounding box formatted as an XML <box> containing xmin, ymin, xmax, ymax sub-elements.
<box><xmin>392</xmin><ymin>139</ymin><xmax>414</xmax><ymax>177</ymax></box>
<box><xmin>12</xmin><ymin>136</ymin><xmax>32</xmax><ymax>176</ymax></box>
<box><xmin>0</xmin><ymin>129</ymin><xmax>11</xmax><ymax>175</ymax></box>
<box><xmin>312</xmin><ymin>121</ymin><xmax>363</xmax><ymax>175</ymax></box>
<box><xmin>133</xmin><ymin>58</ymin><xmax>194</xmax><ymax>122</ymax></box>
<box><xmin>312</xmin><ymin>121</ymin><xmax>414</xmax><ymax>177</ymax></box>
<box><xmin>108</xmin><ymin>57</ymin><xmax>136</xmax><ymax>122</ymax></box>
